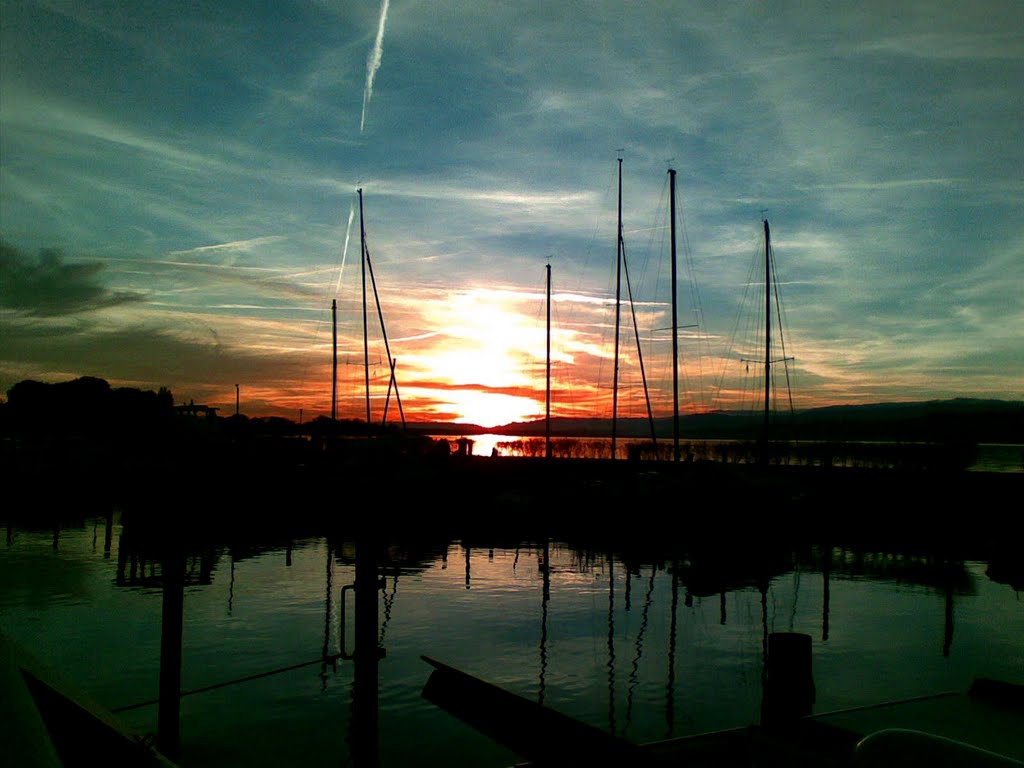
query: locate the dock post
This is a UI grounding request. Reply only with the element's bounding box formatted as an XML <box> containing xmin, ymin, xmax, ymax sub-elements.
<box><xmin>103</xmin><ymin>509</ymin><xmax>113</xmax><ymax>559</ymax></box>
<box><xmin>760</xmin><ymin>631</ymin><xmax>815</xmax><ymax>727</ymax></box>
<box><xmin>157</xmin><ymin>549</ymin><xmax>185</xmax><ymax>761</ymax></box>
<box><xmin>349</xmin><ymin>536</ymin><xmax>383</xmax><ymax>767</ymax></box>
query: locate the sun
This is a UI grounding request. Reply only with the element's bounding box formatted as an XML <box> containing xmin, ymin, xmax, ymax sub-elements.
<box><xmin>448</xmin><ymin>390</ymin><xmax>542</xmax><ymax>428</ymax></box>
<box><xmin>405</xmin><ymin>287</ymin><xmax>550</xmax><ymax>426</ymax></box>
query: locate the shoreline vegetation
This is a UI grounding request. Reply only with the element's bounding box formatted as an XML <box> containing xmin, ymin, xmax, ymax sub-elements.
<box><xmin>3</xmin><ymin>376</ymin><xmax>1021</xmax><ymax>464</ymax></box>
<box><xmin>3</xmin><ymin>379</ymin><xmax>1021</xmax><ymax>603</ymax></box>
<box><xmin>4</xmin><ymin>376</ymin><xmax>1019</xmax><ymax>528</ymax></box>
<box><xmin>491</xmin><ymin>436</ymin><xmax>987</xmax><ymax>469</ymax></box>
<box><xmin>4</xmin><ymin>376</ymin><xmax>1022</xmax><ymax>439</ymax></box>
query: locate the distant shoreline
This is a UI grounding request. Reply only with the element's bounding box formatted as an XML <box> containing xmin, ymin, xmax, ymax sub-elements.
<box><xmin>406</xmin><ymin>397</ymin><xmax>1024</xmax><ymax>445</ymax></box>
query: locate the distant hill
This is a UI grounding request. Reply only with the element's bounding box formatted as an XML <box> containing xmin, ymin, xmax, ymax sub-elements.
<box><xmin>407</xmin><ymin>399</ymin><xmax>1024</xmax><ymax>444</ymax></box>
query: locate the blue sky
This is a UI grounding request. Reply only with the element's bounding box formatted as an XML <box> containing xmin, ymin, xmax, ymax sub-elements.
<box><xmin>2</xmin><ymin>0</ymin><xmax>1022</xmax><ymax>424</ymax></box>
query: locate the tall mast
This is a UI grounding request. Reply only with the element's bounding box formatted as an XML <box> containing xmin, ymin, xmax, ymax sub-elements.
<box><xmin>331</xmin><ymin>298</ymin><xmax>338</xmax><ymax>421</ymax></box>
<box><xmin>763</xmin><ymin>218</ymin><xmax>771</xmax><ymax>454</ymax></box>
<box><xmin>669</xmin><ymin>169</ymin><xmax>680</xmax><ymax>461</ymax></box>
<box><xmin>612</xmin><ymin>157</ymin><xmax>623</xmax><ymax>460</ymax></box>
<box><xmin>359</xmin><ymin>189</ymin><xmax>371</xmax><ymax>424</ymax></box>
<box><xmin>545</xmin><ymin>263</ymin><xmax>552</xmax><ymax>460</ymax></box>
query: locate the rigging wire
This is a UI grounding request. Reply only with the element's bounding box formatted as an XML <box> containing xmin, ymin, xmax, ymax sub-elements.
<box><xmin>769</xmin><ymin>243</ymin><xmax>796</xmax><ymax>416</ymax></box>
<box><xmin>621</xmin><ymin>238</ymin><xmax>658</xmax><ymax>443</ymax></box>
<box><xmin>298</xmin><ymin>196</ymin><xmax>357</xmax><ymax>421</ymax></box>
<box><xmin>547</xmin><ymin>262</ymin><xmax>581</xmax><ymax>422</ymax></box>
<box><xmin>112</xmin><ymin>655</ymin><xmax>340</xmax><ymax>713</ymax></box>
<box><xmin>710</xmin><ymin>225</ymin><xmax>763</xmax><ymax>414</ymax></box>
<box><xmin>532</xmin><ymin>264</ymin><xmax>565</xmax><ymax>436</ymax></box>
<box><xmin>675</xmin><ymin>180</ymin><xmax>713</xmax><ymax>414</ymax></box>
<box><xmin>363</xmin><ymin>229</ymin><xmax>406</xmax><ymax>428</ymax></box>
<box><xmin>586</xmin><ymin>162</ymin><xmax>623</xmax><ymax>415</ymax></box>
<box><xmin>627</xmin><ymin>176</ymin><xmax>673</xmax><ymax>424</ymax></box>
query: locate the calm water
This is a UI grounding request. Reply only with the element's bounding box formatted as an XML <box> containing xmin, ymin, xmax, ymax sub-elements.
<box><xmin>2</xmin><ymin>515</ymin><xmax>1022</xmax><ymax>767</ymax></box>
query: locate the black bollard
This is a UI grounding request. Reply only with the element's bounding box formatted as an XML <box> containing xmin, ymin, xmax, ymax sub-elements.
<box><xmin>349</xmin><ymin>537</ymin><xmax>383</xmax><ymax>767</ymax></box>
<box><xmin>761</xmin><ymin>631</ymin><xmax>815</xmax><ymax>727</ymax></box>
<box><xmin>157</xmin><ymin>550</ymin><xmax>185</xmax><ymax>761</ymax></box>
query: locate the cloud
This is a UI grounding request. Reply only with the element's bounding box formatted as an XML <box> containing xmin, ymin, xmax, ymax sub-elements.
<box><xmin>3</xmin><ymin>2</ymin><xmax>1023</xmax><ymax>416</ymax></box>
<box><xmin>105</xmin><ymin>255</ymin><xmax>326</xmax><ymax>303</ymax></box>
<box><xmin>0</xmin><ymin>241</ymin><xmax>144</xmax><ymax>316</ymax></box>
<box><xmin>856</xmin><ymin>31</ymin><xmax>1023</xmax><ymax>61</ymax></box>
<box><xmin>0</xmin><ymin>316</ymin><xmax>319</xmax><ymax>409</ymax></box>
<box><xmin>360</xmin><ymin>0</ymin><xmax>390</xmax><ymax>132</ymax></box>
<box><xmin>168</xmin><ymin>236</ymin><xmax>287</xmax><ymax>258</ymax></box>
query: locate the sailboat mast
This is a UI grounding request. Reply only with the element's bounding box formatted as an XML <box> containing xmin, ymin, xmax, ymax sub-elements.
<box><xmin>332</xmin><ymin>298</ymin><xmax>338</xmax><ymax>422</ymax></box>
<box><xmin>763</xmin><ymin>218</ymin><xmax>771</xmax><ymax>444</ymax></box>
<box><xmin>669</xmin><ymin>169</ymin><xmax>679</xmax><ymax>461</ymax></box>
<box><xmin>612</xmin><ymin>157</ymin><xmax>623</xmax><ymax>459</ymax></box>
<box><xmin>546</xmin><ymin>263</ymin><xmax>552</xmax><ymax>460</ymax></box>
<box><xmin>359</xmin><ymin>188</ymin><xmax>371</xmax><ymax>424</ymax></box>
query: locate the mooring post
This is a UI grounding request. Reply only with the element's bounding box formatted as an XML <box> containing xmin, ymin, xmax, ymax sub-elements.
<box><xmin>350</xmin><ymin>536</ymin><xmax>384</xmax><ymax>767</ymax></box>
<box><xmin>158</xmin><ymin>548</ymin><xmax>185</xmax><ymax>761</ymax></box>
<box><xmin>103</xmin><ymin>509</ymin><xmax>113</xmax><ymax>559</ymax></box>
<box><xmin>760</xmin><ymin>631</ymin><xmax>815</xmax><ymax>727</ymax></box>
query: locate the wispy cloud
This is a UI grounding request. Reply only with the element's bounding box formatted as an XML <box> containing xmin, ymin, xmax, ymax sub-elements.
<box><xmin>113</xmin><ymin>257</ymin><xmax>325</xmax><ymax>301</ymax></box>
<box><xmin>0</xmin><ymin>316</ymin><xmax>314</xmax><ymax>405</ymax></box>
<box><xmin>1</xmin><ymin>88</ymin><xmax>227</xmax><ymax>174</ymax></box>
<box><xmin>3</xmin><ymin>2</ymin><xmax>1023</xmax><ymax>416</ymax></box>
<box><xmin>360</xmin><ymin>0</ymin><xmax>390</xmax><ymax>132</ymax></box>
<box><xmin>857</xmin><ymin>32</ymin><xmax>1024</xmax><ymax>61</ymax></box>
<box><xmin>168</xmin><ymin>236</ymin><xmax>287</xmax><ymax>259</ymax></box>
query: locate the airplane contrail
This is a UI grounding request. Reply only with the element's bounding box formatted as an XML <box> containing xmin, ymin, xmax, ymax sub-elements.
<box><xmin>335</xmin><ymin>202</ymin><xmax>356</xmax><ymax>296</ymax></box>
<box><xmin>360</xmin><ymin>0</ymin><xmax>390</xmax><ymax>132</ymax></box>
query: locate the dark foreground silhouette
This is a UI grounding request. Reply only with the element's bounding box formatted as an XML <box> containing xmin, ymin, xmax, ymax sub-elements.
<box><xmin>3</xmin><ymin>377</ymin><xmax>1020</xmax><ymax>554</ymax></box>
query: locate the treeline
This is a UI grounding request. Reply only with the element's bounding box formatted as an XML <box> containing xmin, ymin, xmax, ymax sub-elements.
<box><xmin>0</xmin><ymin>376</ymin><xmax>391</xmax><ymax>442</ymax></box>
<box><xmin>0</xmin><ymin>377</ymin><xmax>441</xmax><ymax>476</ymax></box>
<box><xmin>3</xmin><ymin>377</ymin><xmax>175</xmax><ymax>439</ymax></box>
<box><xmin>2</xmin><ymin>377</ymin><xmax>465</xmax><ymax>514</ymax></box>
<box><xmin>0</xmin><ymin>379</ymin><xmax>435</xmax><ymax>512</ymax></box>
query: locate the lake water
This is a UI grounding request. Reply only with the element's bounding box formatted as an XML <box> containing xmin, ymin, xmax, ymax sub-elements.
<box><xmin>2</xmin><ymin>514</ymin><xmax>1022</xmax><ymax>767</ymax></box>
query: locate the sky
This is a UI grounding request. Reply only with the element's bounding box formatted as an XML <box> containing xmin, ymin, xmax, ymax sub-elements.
<box><xmin>2</xmin><ymin>0</ymin><xmax>1022</xmax><ymax>427</ymax></box>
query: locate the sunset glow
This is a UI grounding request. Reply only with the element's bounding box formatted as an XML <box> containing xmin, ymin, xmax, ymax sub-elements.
<box><xmin>2</xmin><ymin>3</ymin><xmax>1021</xmax><ymax>420</ymax></box>
<box><xmin>441</xmin><ymin>390</ymin><xmax>542</xmax><ymax>428</ymax></box>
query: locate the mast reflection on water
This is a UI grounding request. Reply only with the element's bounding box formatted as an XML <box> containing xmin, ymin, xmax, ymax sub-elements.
<box><xmin>1</xmin><ymin>515</ymin><xmax>1021</xmax><ymax>768</ymax></box>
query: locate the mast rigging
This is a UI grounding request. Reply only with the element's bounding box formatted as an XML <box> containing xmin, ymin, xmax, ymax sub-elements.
<box><xmin>357</xmin><ymin>187</ymin><xmax>406</xmax><ymax>429</ymax></box>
